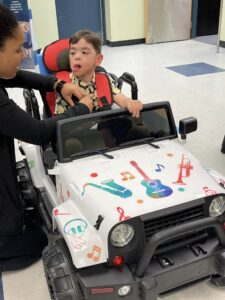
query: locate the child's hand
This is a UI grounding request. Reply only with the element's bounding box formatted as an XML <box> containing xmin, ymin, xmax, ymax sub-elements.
<box><xmin>126</xmin><ymin>99</ymin><xmax>143</xmax><ymax>118</ymax></box>
<box><xmin>79</xmin><ymin>94</ymin><xmax>94</xmax><ymax>113</ymax></box>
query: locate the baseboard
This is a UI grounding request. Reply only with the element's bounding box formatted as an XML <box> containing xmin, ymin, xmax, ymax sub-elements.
<box><xmin>106</xmin><ymin>38</ymin><xmax>145</xmax><ymax>47</ymax></box>
<box><xmin>219</xmin><ymin>40</ymin><xmax>225</xmax><ymax>48</ymax></box>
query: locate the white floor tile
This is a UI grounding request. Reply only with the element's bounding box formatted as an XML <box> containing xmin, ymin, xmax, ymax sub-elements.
<box><xmin>2</xmin><ymin>260</ymin><xmax>50</xmax><ymax>300</ymax></box>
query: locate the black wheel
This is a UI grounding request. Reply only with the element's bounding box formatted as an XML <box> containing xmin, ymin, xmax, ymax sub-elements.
<box><xmin>210</xmin><ymin>274</ymin><xmax>225</xmax><ymax>286</ymax></box>
<box><xmin>16</xmin><ymin>159</ymin><xmax>43</xmax><ymax>225</ymax></box>
<box><xmin>221</xmin><ymin>136</ymin><xmax>225</xmax><ymax>154</ymax></box>
<box><xmin>42</xmin><ymin>239</ymin><xmax>84</xmax><ymax>300</ymax></box>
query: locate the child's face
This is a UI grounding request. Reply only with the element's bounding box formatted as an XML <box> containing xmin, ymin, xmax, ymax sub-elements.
<box><xmin>69</xmin><ymin>37</ymin><xmax>103</xmax><ymax>83</ymax></box>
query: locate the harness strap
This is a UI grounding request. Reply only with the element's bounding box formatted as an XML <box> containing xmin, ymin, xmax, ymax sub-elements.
<box><xmin>46</xmin><ymin>71</ymin><xmax>114</xmax><ymax>116</ymax></box>
<box><xmin>95</xmin><ymin>72</ymin><xmax>113</xmax><ymax>110</ymax></box>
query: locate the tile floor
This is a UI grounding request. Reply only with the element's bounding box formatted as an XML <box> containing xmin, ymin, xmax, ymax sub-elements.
<box><xmin>1</xmin><ymin>35</ymin><xmax>225</xmax><ymax>300</ymax></box>
<box><xmin>166</xmin><ymin>62</ymin><xmax>225</xmax><ymax>77</ymax></box>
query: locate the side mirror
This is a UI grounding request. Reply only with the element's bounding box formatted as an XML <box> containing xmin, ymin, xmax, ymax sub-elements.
<box><xmin>179</xmin><ymin>117</ymin><xmax>197</xmax><ymax>140</ymax></box>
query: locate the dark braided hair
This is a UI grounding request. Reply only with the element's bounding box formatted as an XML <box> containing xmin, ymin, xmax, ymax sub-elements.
<box><xmin>0</xmin><ymin>4</ymin><xmax>18</xmax><ymax>49</ymax></box>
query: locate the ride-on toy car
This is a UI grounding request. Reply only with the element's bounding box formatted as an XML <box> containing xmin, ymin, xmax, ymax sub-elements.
<box><xmin>17</xmin><ymin>99</ymin><xmax>225</xmax><ymax>299</ymax></box>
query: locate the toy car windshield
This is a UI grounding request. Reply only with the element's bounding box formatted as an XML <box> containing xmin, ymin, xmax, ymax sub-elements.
<box><xmin>56</xmin><ymin>102</ymin><xmax>177</xmax><ymax>162</ymax></box>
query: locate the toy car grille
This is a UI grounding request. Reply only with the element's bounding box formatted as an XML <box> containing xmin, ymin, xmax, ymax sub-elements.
<box><xmin>144</xmin><ymin>204</ymin><xmax>206</xmax><ymax>252</ymax></box>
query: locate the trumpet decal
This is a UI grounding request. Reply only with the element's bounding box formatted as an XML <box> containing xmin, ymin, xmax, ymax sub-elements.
<box><xmin>174</xmin><ymin>155</ymin><xmax>193</xmax><ymax>185</ymax></box>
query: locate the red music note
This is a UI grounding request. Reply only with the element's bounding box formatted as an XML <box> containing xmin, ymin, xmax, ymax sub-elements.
<box><xmin>155</xmin><ymin>164</ymin><xmax>165</xmax><ymax>172</ymax></box>
<box><xmin>120</xmin><ymin>171</ymin><xmax>135</xmax><ymax>181</ymax></box>
<box><xmin>117</xmin><ymin>207</ymin><xmax>130</xmax><ymax>221</ymax></box>
<box><xmin>54</xmin><ymin>209</ymin><xmax>70</xmax><ymax>216</ymax></box>
<box><xmin>87</xmin><ymin>245</ymin><xmax>101</xmax><ymax>262</ymax></box>
<box><xmin>203</xmin><ymin>186</ymin><xmax>217</xmax><ymax>196</ymax></box>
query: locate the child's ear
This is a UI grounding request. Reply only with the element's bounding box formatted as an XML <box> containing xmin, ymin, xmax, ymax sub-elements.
<box><xmin>96</xmin><ymin>53</ymin><xmax>103</xmax><ymax>66</ymax></box>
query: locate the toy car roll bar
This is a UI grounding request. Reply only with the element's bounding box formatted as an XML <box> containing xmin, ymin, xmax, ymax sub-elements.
<box><xmin>117</xmin><ymin>72</ymin><xmax>138</xmax><ymax>100</ymax></box>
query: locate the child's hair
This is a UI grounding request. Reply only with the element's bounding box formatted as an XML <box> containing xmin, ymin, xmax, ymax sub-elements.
<box><xmin>69</xmin><ymin>29</ymin><xmax>102</xmax><ymax>54</ymax></box>
<box><xmin>0</xmin><ymin>4</ymin><xmax>18</xmax><ymax>49</ymax></box>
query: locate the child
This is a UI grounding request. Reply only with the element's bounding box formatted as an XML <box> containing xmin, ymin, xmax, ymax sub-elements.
<box><xmin>55</xmin><ymin>29</ymin><xmax>143</xmax><ymax>118</ymax></box>
<box><xmin>21</xmin><ymin>22</ymin><xmax>32</xmax><ymax>58</ymax></box>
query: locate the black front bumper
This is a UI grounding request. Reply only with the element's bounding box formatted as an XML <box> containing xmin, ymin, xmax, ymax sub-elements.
<box><xmin>78</xmin><ymin>217</ymin><xmax>225</xmax><ymax>300</ymax></box>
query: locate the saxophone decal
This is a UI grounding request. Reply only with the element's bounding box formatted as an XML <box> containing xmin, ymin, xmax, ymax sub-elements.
<box><xmin>130</xmin><ymin>160</ymin><xmax>173</xmax><ymax>198</ymax></box>
<box><xmin>82</xmin><ymin>179</ymin><xmax>132</xmax><ymax>198</ymax></box>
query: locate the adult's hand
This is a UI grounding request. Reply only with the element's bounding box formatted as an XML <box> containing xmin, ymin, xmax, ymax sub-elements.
<box><xmin>58</xmin><ymin>82</ymin><xmax>85</xmax><ymax>106</ymax></box>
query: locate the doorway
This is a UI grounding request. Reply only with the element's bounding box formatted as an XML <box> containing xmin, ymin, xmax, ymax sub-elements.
<box><xmin>192</xmin><ymin>0</ymin><xmax>221</xmax><ymax>37</ymax></box>
<box><xmin>55</xmin><ymin>0</ymin><xmax>106</xmax><ymax>42</ymax></box>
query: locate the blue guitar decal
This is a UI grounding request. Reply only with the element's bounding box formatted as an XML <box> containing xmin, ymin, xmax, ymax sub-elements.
<box><xmin>130</xmin><ymin>161</ymin><xmax>173</xmax><ymax>198</ymax></box>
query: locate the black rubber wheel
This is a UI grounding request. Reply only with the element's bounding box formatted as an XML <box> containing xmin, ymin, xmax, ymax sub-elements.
<box><xmin>221</xmin><ymin>136</ymin><xmax>225</xmax><ymax>154</ymax></box>
<box><xmin>16</xmin><ymin>159</ymin><xmax>43</xmax><ymax>225</ymax></box>
<box><xmin>42</xmin><ymin>239</ymin><xmax>84</xmax><ymax>300</ymax></box>
<box><xmin>210</xmin><ymin>274</ymin><xmax>225</xmax><ymax>286</ymax></box>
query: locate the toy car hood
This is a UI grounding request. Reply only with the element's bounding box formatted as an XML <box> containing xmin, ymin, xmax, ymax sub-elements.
<box><xmin>53</xmin><ymin>140</ymin><xmax>225</xmax><ymax>268</ymax></box>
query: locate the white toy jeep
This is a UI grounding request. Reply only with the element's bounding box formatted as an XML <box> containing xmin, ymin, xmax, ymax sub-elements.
<box><xmin>17</xmin><ymin>101</ymin><xmax>225</xmax><ymax>300</ymax></box>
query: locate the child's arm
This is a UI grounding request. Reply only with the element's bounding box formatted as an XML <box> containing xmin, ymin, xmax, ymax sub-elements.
<box><xmin>114</xmin><ymin>93</ymin><xmax>143</xmax><ymax>118</ymax></box>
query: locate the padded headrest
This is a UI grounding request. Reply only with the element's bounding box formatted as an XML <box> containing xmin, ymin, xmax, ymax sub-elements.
<box><xmin>43</xmin><ymin>38</ymin><xmax>71</xmax><ymax>72</ymax></box>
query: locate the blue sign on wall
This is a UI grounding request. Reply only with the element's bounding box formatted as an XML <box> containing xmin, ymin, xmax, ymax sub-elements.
<box><xmin>0</xmin><ymin>0</ymin><xmax>29</xmax><ymax>21</ymax></box>
<box><xmin>0</xmin><ymin>0</ymin><xmax>35</xmax><ymax>69</ymax></box>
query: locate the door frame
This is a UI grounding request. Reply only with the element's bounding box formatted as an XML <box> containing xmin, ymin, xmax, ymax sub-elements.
<box><xmin>191</xmin><ymin>0</ymin><xmax>198</xmax><ymax>38</ymax></box>
<box><xmin>100</xmin><ymin>0</ymin><xmax>107</xmax><ymax>44</ymax></box>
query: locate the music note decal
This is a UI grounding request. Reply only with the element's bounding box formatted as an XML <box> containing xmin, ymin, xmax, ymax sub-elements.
<box><xmin>219</xmin><ymin>179</ymin><xmax>225</xmax><ymax>189</ymax></box>
<box><xmin>82</xmin><ymin>179</ymin><xmax>132</xmax><ymax>198</ymax></box>
<box><xmin>203</xmin><ymin>186</ymin><xmax>217</xmax><ymax>196</ymax></box>
<box><xmin>87</xmin><ymin>245</ymin><xmax>101</xmax><ymax>262</ymax></box>
<box><xmin>54</xmin><ymin>209</ymin><xmax>70</xmax><ymax>216</ymax></box>
<box><xmin>120</xmin><ymin>171</ymin><xmax>135</xmax><ymax>181</ymax></box>
<box><xmin>173</xmin><ymin>155</ymin><xmax>193</xmax><ymax>185</ymax></box>
<box><xmin>117</xmin><ymin>207</ymin><xmax>130</xmax><ymax>221</ymax></box>
<box><xmin>155</xmin><ymin>163</ymin><xmax>165</xmax><ymax>172</ymax></box>
<box><xmin>130</xmin><ymin>160</ymin><xmax>173</xmax><ymax>198</ymax></box>
<box><xmin>71</xmin><ymin>237</ymin><xmax>87</xmax><ymax>250</ymax></box>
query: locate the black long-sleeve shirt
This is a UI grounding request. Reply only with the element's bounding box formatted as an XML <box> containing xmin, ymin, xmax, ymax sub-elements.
<box><xmin>0</xmin><ymin>70</ymin><xmax>89</xmax><ymax>235</ymax></box>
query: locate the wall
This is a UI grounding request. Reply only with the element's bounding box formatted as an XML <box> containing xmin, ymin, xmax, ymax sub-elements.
<box><xmin>25</xmin><ymin>0</ymin><xmax>225</xmax><ymax>47</ymax></box>
<box><xmin>104</xmin><ymin>0</ymin><xmax>144</xmax><ymax>43</ymax></box>
<box><xmin>27</xmin><ymin>0</ymin><xmax>58</xmax><ymax>49</ymax></box>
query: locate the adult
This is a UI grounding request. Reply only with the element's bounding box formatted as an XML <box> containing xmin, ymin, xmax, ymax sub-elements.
<box><xmin>0</xmin><ymin>3</ymin><xmax>93</xmax><ymax>271</ymax></box>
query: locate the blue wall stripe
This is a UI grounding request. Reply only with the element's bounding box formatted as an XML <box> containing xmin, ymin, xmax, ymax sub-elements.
<box><xmin>0</xmin><ymin>273</ymin><xmax>4</xmax><ymax>300</ymax></box>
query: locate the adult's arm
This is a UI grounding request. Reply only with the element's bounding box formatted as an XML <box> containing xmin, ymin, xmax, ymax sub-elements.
<box><xmin>0</xmin><ymin>90</ymin><xmax>89</xmax><ymax>145</ymax></box>
<box><xmin>0</xmin><ymin>70</ymin><xmax>56</xmax><ymax>91</ymax></box>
